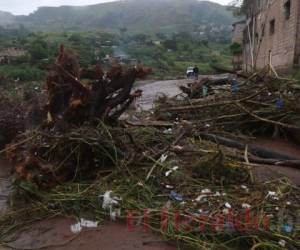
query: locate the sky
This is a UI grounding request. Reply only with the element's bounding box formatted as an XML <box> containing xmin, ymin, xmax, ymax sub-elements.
<box><xmin>0</xmin><ymin>0</ymin><xmax>232</xmax><ymax>15</ymax></box>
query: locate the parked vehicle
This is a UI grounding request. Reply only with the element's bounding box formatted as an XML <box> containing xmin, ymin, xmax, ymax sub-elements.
<box><xmin>186</xmin><ymin>67</ymin><xmax>194</xmax><ymax>79</ymax></box>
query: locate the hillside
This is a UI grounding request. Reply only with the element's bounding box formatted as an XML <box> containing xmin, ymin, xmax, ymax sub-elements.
<box><xmin>1</xmin><ymin>0</ymin><xmax>237</xmax><ymax>39</ymax></box>
<box><xmin>0</xmin><ymin>11</ymin><xmax>15</xmax><ymax>26</ymax></box>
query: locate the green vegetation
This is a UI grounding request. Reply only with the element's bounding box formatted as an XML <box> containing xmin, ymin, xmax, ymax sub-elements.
<box><xmin>0</xmin><ymin>30</ymin><xmax>233</xmax><ymax>84</ymax></box>
<box><xmin>230</xmin><ymin>42</ymin><xmax>243</xmax><ymax>55</ymax></box>
<box><xmin>0</xmin><ymin>65</ymin><xmax>45</xmax><ymax>81</ymax></box>
<box><xmin>293</xmin><ymin>67</ymin><xmax>300</xmax><ymax>82</ymax></box>
<box><xmin>0</xmin><ymin>0</ymin><xmax>239</xmax><ymax>84</ymax></box>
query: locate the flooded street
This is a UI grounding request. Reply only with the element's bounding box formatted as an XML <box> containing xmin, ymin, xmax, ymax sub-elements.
<box><xmin>135</xmin><ymin>79</ymin><xmax>192</xmax><ymax>110</ymax></box>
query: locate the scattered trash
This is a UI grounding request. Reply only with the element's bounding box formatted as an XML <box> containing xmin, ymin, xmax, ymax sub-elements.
<box><xmin>110</xmin><ymin>208</ymin><xmax>121</xmax><ymax>221</ymax></box>
<box><xmin>275</xmin><ymin>99</ymin><xmax>284</xmax><ymax>109</ymax></box>
<box><xmin>159</xmin><ymin>154</ymin><xmax>168</xmax><ymax>163</ymax></box>
<box><xmin>80</xmin><ymin>219</ymin><xmax>98</xmax><ymax>228</ymax></box>
<box><xmin>278</xmin><ymin>239</ymin><xmax>286</xmax><ymax>247</ymax></box>
<box><xmin>170</xmin><ymin>191</ymin><xmax>184</xmax><ymax>202</ymax></box>
<box><xmin>171</xmin><ymin>145</ymin><xmax>184</xmax><ymax>152</ymax></box>
<box><xmin>231</xmin><ymin>79</ymin><xmax>239</xmax><ymax>94</ymax></box>
<box><xmin>163</xmin><ymin>128</ymin><xmax>173</xmax><ymax>135</ymax></box>
<box><xmin>267</xmin><ymin>191</ymin><xmax>279</xmax><ymax>200</ymax></box>
<box><xmin>70</xmin><ymin>222</ymin><xmax>82</xmax><ymax>234</ymax></box>
<box><xmin>137</xmin><ymin>181</ymin><xmax>144</xmax><ymax>187</ymax></box>
<box><xmin>70</xmin><ymin>219</ymin><xmax>98</xmax><ymax>233</ymax></box>
<box><xmin>225</xmin><ymin>202</ymin><xmax>232</xmax><ymax>209</ymax></box>
<box><xmin>101</xmin><ymin>191</ymin><xmax>120</xmax><ymax>210</ymax></box>
<box><xmin>241</xmin><ymin>185</ymin><xmax>249</xmax><ymax>192</ymax></box>
<box><xmin>201</xmin><ymin>189</ymin><xmax>211</xmax><ymax>194</ymax></box>
<box><xmin>195</xmin><ymin>195</ymin><xmax>207</xmax><ymax>202</ymax></box>
<box><xmin>165</xmin><ymin>166</ymin><xmax>179</xmax><ymax>177</ymax></box>
<box><xmin>214</xmin><ymin>191</ymin><xmax>221</xmax><ymax>197</ymax></box>
<box><xmin>242</xmin><ymin>203</ymin><xmax>251</xmax><ymax>209</ymax></box>
<box><xmin>283</xmin><ymin>224</ymin><xmax>293</xmax><ymax>233</ymax></box>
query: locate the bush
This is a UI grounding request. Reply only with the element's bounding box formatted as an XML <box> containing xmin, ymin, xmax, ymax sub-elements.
<box><xmin>230</xmin><ymin>42</ymin><xmax>242</xmax><ymax>55</ymax></box>
<box><xmin>29</xmin><ymin>39</ymin><xmax>48</xmax><ymax>62</ymax></box>
<box><xmin>0</xmin><ymin>65</ymin><xmax>46</xmax><ymax>81</ymax></box>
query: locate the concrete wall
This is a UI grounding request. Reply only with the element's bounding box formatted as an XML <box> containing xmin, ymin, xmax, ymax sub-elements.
<box><xmin>243</xmin><ymin>0</ymin><xmax>300</xmax><ymax>71</ymax></box>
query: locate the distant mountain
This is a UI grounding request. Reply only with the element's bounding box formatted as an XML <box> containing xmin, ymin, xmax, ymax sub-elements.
<box><xmin>0</xmin><ymin>0</ymin><xmax>237</xmax><ymax>38</ymax></box>
<box><xmin>0</xmin><ymin>11</ymin><xmax>15</xmax><ymax>26</ymax></box>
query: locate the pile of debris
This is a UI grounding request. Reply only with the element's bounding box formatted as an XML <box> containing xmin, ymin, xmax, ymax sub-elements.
<box><xmin>157</xmin><ymin>73</ymin><xmax>300</xmax><ymax>137</ymax></box>
<box><xmin>0</xmin><ymin>95</ymin><xmax>25</xmax><ymax>149</ymax></box>
<box><xmin>0</xmin><ymin>52</ymin><xmax>299</xmax><ymax>250</ymax></box>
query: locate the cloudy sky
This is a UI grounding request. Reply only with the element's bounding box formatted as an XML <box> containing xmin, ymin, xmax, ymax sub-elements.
<box><xmin>0</xmin><ymin>0</ymin><xmax>232</xmax><ymax>15</ymax></box>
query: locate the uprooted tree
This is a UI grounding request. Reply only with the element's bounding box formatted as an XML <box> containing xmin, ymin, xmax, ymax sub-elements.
<box><xmin>6</xmin><ymin>45</ymin><xmax>152</xmax><ymax>188</ymax></box>
<box><xmin>46</xmin><ymin>44</ymin><xmax>152</xmax><ymax>127</ymax></box>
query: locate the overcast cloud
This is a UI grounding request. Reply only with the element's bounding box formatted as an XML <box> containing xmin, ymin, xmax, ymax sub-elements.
<box><xmin>0</xmin><ymin>0</ymin><xmax>232</xmax><ymax>15</ymax></box>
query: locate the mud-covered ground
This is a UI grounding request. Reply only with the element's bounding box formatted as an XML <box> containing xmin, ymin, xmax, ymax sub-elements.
<box><xmin>1</xmin><ymin>217</ymin><xmax>177</xmax><ymax>250</ymax></box>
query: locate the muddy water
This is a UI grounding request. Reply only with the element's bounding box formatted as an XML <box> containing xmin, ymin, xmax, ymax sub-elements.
<box><xmin>135</xmin><ymin>79</ymin><xmax>191</xmax><ymax>110</ymax></box>
<box><xmin>135</xmin><ymin>76</ymin><xmax>230</xmax><ymax>111</ymax></box>
<box><xmin>251</xmin><ymin>138</ymin><xmax>300</xmax><ymax>185</ymax></box>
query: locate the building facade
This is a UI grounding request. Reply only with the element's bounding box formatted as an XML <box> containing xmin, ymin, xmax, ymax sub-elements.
<box><xmin>243</xmin><ymin>0</ymin><xmax>300</xmax><ymax>72</ymax></box>
<box><xmin>232</xmin><ymin>20</ymin><xmax>246</xmax><ymax>70</ymax></box>
<box><xmin>0</xmin><ymin>47</ymin><xmax>27</xmax><ymax>64</ymax></box>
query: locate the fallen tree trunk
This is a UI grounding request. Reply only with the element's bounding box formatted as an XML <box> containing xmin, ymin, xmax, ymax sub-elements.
<box><xmin>197</xmin><ymin>133</ymin><xmax>300</xmax><ymax>162</ymax></box>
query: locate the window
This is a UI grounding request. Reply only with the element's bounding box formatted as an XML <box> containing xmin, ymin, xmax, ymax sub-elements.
<box><xmin>284</xmin><ymin>0</ymin><xmax>291</xmax><ymax>20</ymax></box>
<box><xmin>270</xmin><ymin>19</ymin><xmax>275</xmax><ymax>35</ymax></box>
<box><xmin>255</xmin><ymin>33</ymin><xmax>259</xmax><ymax>44</ymax></box>
<box><xmin>261</xmin><ymin>24</ymin><xmax>265</xmax><ymax>37</ymax></box>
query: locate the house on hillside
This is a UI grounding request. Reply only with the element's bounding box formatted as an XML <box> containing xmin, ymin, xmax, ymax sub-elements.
<box><xmin>242</xmin><ymin>0</ymin><xmax>300</xmax><ymax>73</ymax></box>
<box><xmin>0</xmin><ymin>47</ymin><xmax>27</xmax><ymax>64</ymax></box>
<box><xmin>232</xmin><ymin>20</ymin><xmax>246</xmax><ymax>70</ymax></box>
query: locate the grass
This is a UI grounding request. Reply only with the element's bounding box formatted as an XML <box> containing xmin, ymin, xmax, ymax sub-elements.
<box><xmin>0</xmin><ymin>65</ymin><xmax>46</xmax><ymax>81</ymax></box>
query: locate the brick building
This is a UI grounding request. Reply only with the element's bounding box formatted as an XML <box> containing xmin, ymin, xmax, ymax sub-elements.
<box><xmin>0</xmin><ymin>47</ymin><xmax>27</xmax><ymax>64</ymax></box>
<box><xmin>243</xmin><ymin>0</ymin><xmax>300</xmax><ymax>72</ymax></box>
<box><xmin>232</xmin><ymin>20</ymin><xmax>246</xmax><ymax>70</ymax></box>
